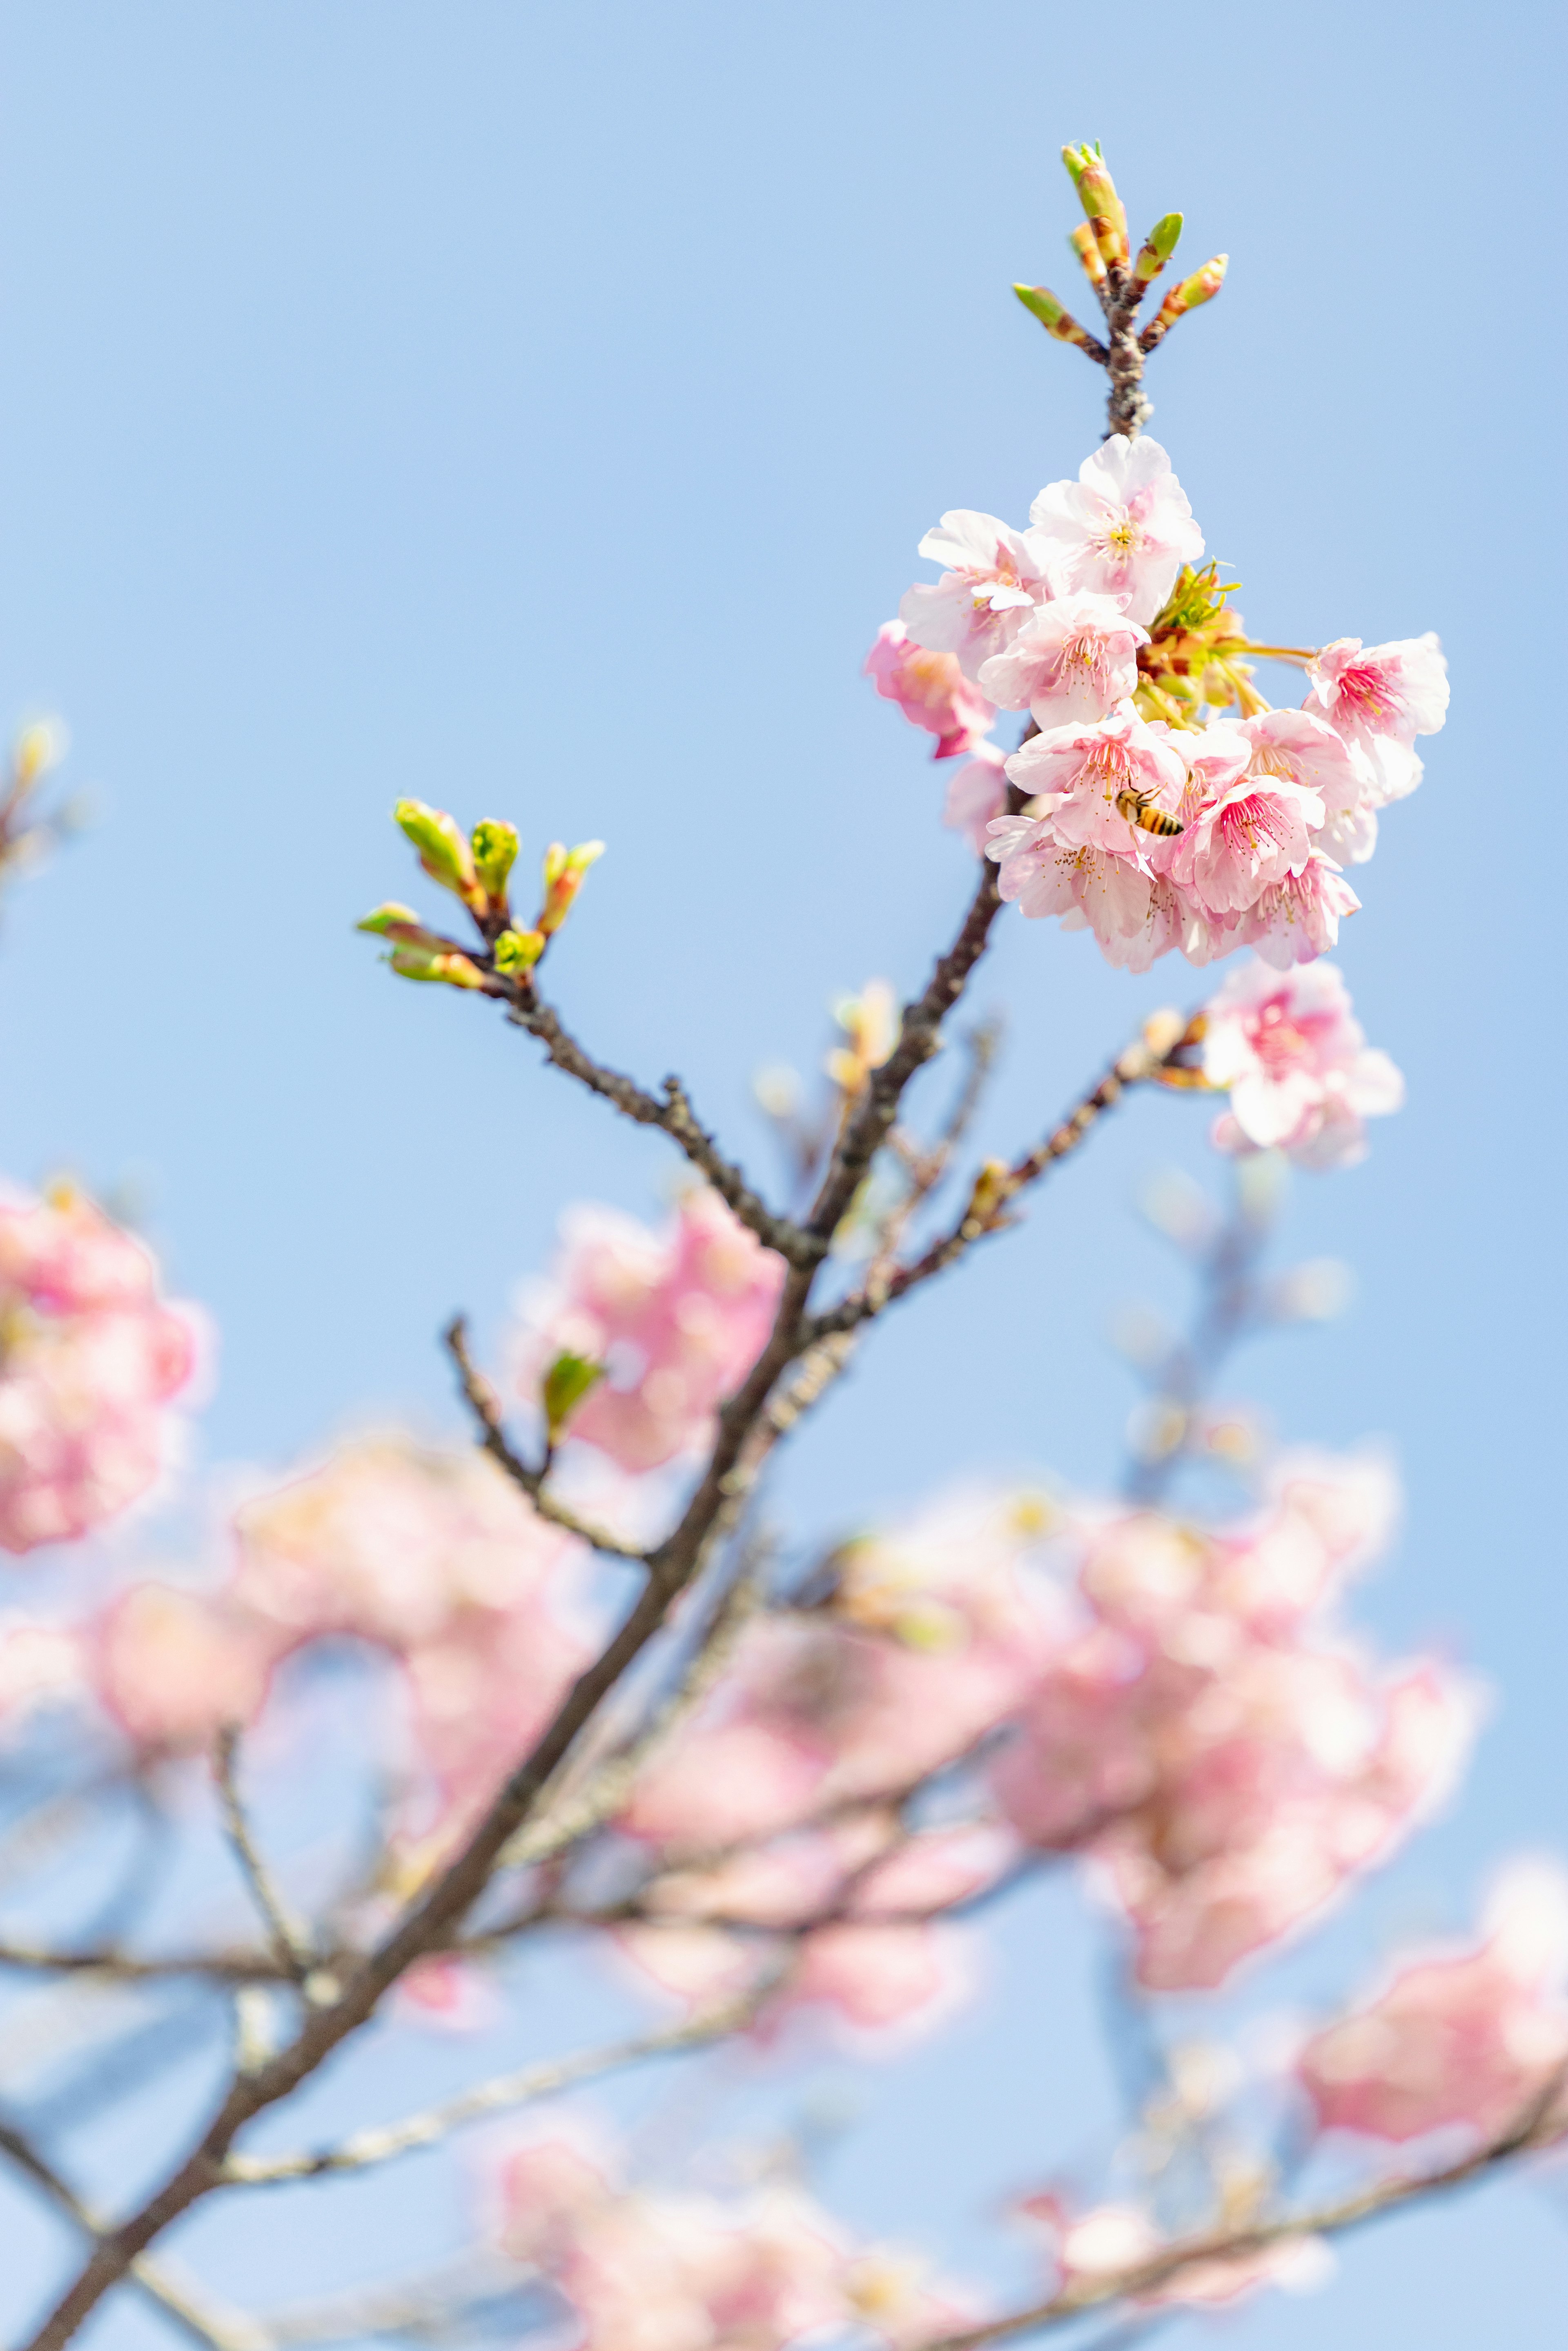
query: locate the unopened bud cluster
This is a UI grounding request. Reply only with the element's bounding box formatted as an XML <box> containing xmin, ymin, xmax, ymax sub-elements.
<box><xmin>357</xmin><ymin>800</ymin><xmax>605</xmax><ymax>995</ymax></box>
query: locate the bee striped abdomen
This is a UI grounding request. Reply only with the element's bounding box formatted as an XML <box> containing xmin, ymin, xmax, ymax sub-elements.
<box><xmin>1115</xmin><ymin>788</ymin><xmax>1185</xmax><ymax>838</ymax></box>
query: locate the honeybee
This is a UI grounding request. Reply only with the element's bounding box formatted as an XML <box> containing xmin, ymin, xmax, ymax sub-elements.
<box><xmin>1114</xmin><ymin>787</ymin><xmax>1185</xmax><ymax>838</ymax></box>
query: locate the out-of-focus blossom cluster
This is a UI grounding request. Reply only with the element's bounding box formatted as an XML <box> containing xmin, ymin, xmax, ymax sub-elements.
<box><xmin>0</xmin><ymin>1186</ymin><xmax>197</xmax><ymax>1555</ymax></box>
<box><xmin>1297</xmin><ymin>1860</ymin><xmax>1568</xmax><ymax>2148</ymax></box>
<box><xmin>592</xmin><ymin>1462</ymin><xmax>1469</xmax><ymax>2034</ymax></box>
<box><xmin>0</xmin><ymin>1433</ymin><xmax>597</xmax><ymax>1866</ymax></box>
<box><xmin>996</xmin><ymin>1456</ymin><xmax>1472</xmax><ymax>1989</ymax></box>
<box><xmin>1196</xmin><ymin>960</ymin><xmax>1404</xmax><ymax>1171</ymax></box>
<box><xmin>1018</xmin><ymin>2190</ymin><xmax>1331</xmax><ymax>2313</ymax></box>
<box><xmin>869</xmin><ymin>435</ymin><xmax>1447</xmax><ymax>972</ymax></box>
<box><xmin>512</xmin><ymin>1189</ymin><xmax>786</xmax><ymax>1473</ymax></box>
<box><xmin>494</xmin><ymin>2131</ymin><xmax>960</xmax><ymax>2350</ymax></box>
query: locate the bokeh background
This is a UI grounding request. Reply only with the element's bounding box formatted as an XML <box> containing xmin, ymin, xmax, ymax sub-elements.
<box><xmin>0</xmin><ymin>1</ymin><xmax>1564</xmax><ymax>2342</ymax></box>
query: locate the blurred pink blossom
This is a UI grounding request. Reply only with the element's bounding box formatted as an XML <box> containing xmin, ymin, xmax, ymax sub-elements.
<box><xmin>1029</xmin><ymin>437</ymin><xmax>1203</xmax><ymax>624</ymax></box>
<box><xmin>494</xmin><ymin>2133</ymin><xmax>954</xmax><ymax>2350</ymax></box>
<box><xmin>513</xmin><ymin>1190</ymin><xmax>786</xmax><ymax>1474</ymax></box>
<box><xmin>942</xmin><ymin>744</ymin><xmax>1009</xmax><ymax>854</ymax></box>
<box><xmin>91</xmin><ymin>1583</ymin><xmax>275</xmax><ymax>1756</ymax></box>
<box><xmin>1200</xmin><ymin>959</ymin><xmax>1404</xmax><ymax>1168</ymax></box>
<box><xmin>0</xmin><ymin>1188</ymin><xmax>198</xmax><ymax>1555</ymax></box>
<box><xmin>1020</xmin><ymin>2194</ymin><xmax>1330</xmax><ymax>2311</ymax></box>
<box><xmin>1299</xmin><ymin>1861</ymin><xmax>1568</xmax><ymax>2146</ymax></box>
<box><xmin>864</xmin><ymin>622</ymin><xmax>998</xmax><ymax>759</ymax></box>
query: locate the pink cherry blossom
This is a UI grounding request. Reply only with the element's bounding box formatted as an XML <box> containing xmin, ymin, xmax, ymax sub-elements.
<box><xmin>1029</xmin><ymin>437</ymin><xmax>1204</xmax><ymax>625</ymax></box>
<box><xmin>230</xmin><ymin>1434</ymin><xmax>582</xmax><ymax>1653</ymax></box>
<box><xmin>0</xmin><ymin>1187</ymin><xmax>198</xmax><ymax>1555</ymax></box>
<box><xmin>993</xmin><ymin>1480</ymin><xmax>1473</xmax><ymax>1990</ymax></box>
<box><xmin>513</xmin><ymin>1190</ymin><xmax>786</xmax><ymax>1474</ymax></box>
<box><xmin>91</xmin><ymin>1583</ymin><xmax>276</xmax><ymax>1756</ymax></box>
<box><xmin>1004</xmin><ymin>707</ymin><xmax>1189</xmax><ymax>859</ymax></box>
<box><xmin>899</xmin><ymin>510</ymin><xmax>1056</xmax><ymax>682</ymax></box>
<box><xmin>1299</xmin><ymin>1862</ymin><xmax>1568</xmax><ymax>2146</ymax></box>
<box><xmin>1305</xmin><ymin>633</ymin><xmax>1449</xmax><ymax>756</ymax></box>
<box><xmin>1200</xmin><ymin>958</ymin><xmax>1404</xmax><ymax>1168</ymax></box>
<box><xmin>942</xmin><ymin>743</ymin><xmax>1009</xmax><ymax>853</ymax></box>
<box><xmin>493</xmin><ymin>2132</ymin><xmax>952</xmax><ymax>2351</ymax></box>
<box><xmin>977</xmin><ymin>592</ymin><xmax>1149</xmax><ymax>729</ymax></box>
<box><xmin>1166</xmin><ymin>726</ymin><xmax>1324</xmax><ymax>918</ymax></box>
<box><xmin>864</xmin><ymin>621</ymin><xmax>997</xmax><ymax>759</ymax></box>
<box><xmin>1225</xmin><ymin>851</ymin><xmax>1361</xmax><ymax>970</ymax></box>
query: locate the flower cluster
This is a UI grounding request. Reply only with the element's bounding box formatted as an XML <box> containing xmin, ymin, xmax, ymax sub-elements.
<box><xmin>1196</xmin><ymin>958</ymin><xmax>1405</xmax><ymax>1170</ymax></box>
<box><xmin>996</xmin><ymin>1460</ymin><xmax>1472</xmax><ymax>1988</ymax></box>
<box><xmin>494</xmin><ymin>2133</ymin><xmax>958</xmax><ymax>2351</ymax></box>
<box><xmin>512</xmin><ymin>1188</ymin><xmax>786</xmax><ymax>1473</ymax></box>
<box><xmin>871</xmin><ymin>435</ymin><xmax>1447</xmax><ymax>972</ymax></box>
<box><xmin>1297</xmin><ymin>1861</ymin><xmax>1568</xmax><ymax>2147</ymax></box>
<box><xmin>5</xmin><ymin>1435</ymin><xmax>597</xmax><ymax>1867</ymax></box>
<box><xmin>0</xmin><ymin>1186</ymin><xmax>197</xmax><ymax>1555</ymax></box>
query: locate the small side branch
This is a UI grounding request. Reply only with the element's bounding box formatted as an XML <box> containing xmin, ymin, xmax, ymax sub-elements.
<box><xmin>212</xmin><ymin>1730</ymin><xmax>315</xmax><ymax>1985</ymax></box>
<box><xmin>508</xmin><ymin>996</ymin><xmax>819</xmax><ymax>1269</ymax></box>
<box><xmin>443</xmin><ymin>1317</ymin><xmax>647</xmax><ymax>1561</ymax></box>
<box><xmin>810</xmin><ymin>1013</ymin><xmax>1189</xmax><ymax>1342</ymax></box>
<box><xmin>223</xmin><ymin>1991</ymin><xmax>767</xmax><ymax>2186</ymax></box>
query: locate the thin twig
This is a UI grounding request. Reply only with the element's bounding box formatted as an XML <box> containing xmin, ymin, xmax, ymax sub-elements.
<box><xmin>443</xmin><ymin>1317</ymin><xmax>646</xmax><ymax>1561</ymax></box>
<box><xmin>808</xmin><ymin>1014</ymin><xmax>1190</xmax><ymax>1343</ymax></box>
<box><xmin>223</xmin><ymin>1987</ymin><xmax>773</xmax><ymax>2185</ymax></box>
<box><xmin>212</xmin><ymin>1730</ymin><xmax>315</xmax><ymax>1984</ymax></box>
<box><xmin>0</xmin><ymin>2118</ymin><xmax>265</xmax><ymax>2351</ymax></box>
<box><xmin>507</xmin><ymin>996</ymin><xmax>817</xmax><ymax>1268</ymax></box>
<box><xmin>924</xmin><ymin>2081</ymin><xmax>1568</xmax><ymax>2348</ymax></box>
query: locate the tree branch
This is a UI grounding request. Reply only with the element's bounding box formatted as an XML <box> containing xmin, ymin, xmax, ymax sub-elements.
<box><xmin>212</xmin><ymin>1730</ymin><xmax>315</xmax><ymax>1986</ymax></box>
<box><xmin>506</xmin><ymin>994</ymin><xmax>818</xmax><ymax>1268</ymax></box>
<box><xmin>443</xmin><ymin>1315</ymin><xmax>648</xmax><ymax>1560</ymax></box>
<box><xmin>18</xmin><ymin>865</ymin><xmax>1011</xmax><ymax>2351</ymax></box>
<box><xmin>808</xmin><ymin>1012</ymin><xmax>1191</xmax><ymax>1343</ymax></box>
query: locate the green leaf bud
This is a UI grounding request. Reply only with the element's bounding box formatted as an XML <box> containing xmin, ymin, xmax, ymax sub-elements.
<box><xmin>541</xmin><ymin>1349</ymin><xmax>605</xmax><ymax>1440</ymax></box>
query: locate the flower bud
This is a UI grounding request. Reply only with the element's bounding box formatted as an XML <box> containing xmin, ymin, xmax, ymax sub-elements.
<box><xmin>538</xmin><ymin>838</ymin><xmax>606</xmax><ymax>938</ymax></box>
<box><xmin>1131</xmin><ymin>211</ymin><xmax>1183</xmax><ymax>293</ymax></box>
<box><xmin>1143</xmin><ymin>255</ymin><xmax>1228</xmax><ymax>349</ymax></box>
<box><xmin>387</xmin><ymin>943</ymin><xmax>488</xmax><ymax>989</ymax></box>
<box><xmin>1013</xmin><ymin>285</ymin><xmax>1100</xmax><ymax>352</ymax></box>
<box><xmin>492</xmin><ymin>927</ymin><xmax>545</xmax><ymax>975</ymax></box>
<box><xmin>1060</xmin><ymin>140</ymin><xmax>1127</xmax><ymax>266</ymax></box>
<box><xmin>11</xmin><ymin>718</ymin><xmax>67</xmax><ymax>800</ymax></box>
<box><xmin>1069</xmin><ymin>222</ymin><xmax>1107</xmax><ymax>290</ymax></box>
<box><xmin>470</xmin><ymin>819</ymin><xmax>519</xmax><ymax>901</ymax></box>
<box><xmin>541</xmin><ymin>1349</ymin><xmax>605</xmax><ymax>1441</ymax></box>
<box><xmin>356</xmin><ymin>901</ymin><xmax>423</xmax><ymax>936</ymax></box>
<box><xmin>394</xmin><ymin>799</ymin><xmax>482</xmax><ymax>906</ymax></box>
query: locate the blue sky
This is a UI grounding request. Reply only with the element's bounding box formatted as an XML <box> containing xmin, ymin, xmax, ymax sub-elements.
<box><xmin>0</xmin><ymin>2</ymin><xmax>1565</xmax><ymax>2343</ymax></box>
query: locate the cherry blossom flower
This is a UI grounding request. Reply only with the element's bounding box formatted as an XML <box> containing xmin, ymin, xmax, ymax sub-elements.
<box><xmin>942</xmin><ymin>743</ymin><xmax>1009</xmax><ymax>853</ymax></box>
<box><xmin>1305</xmin><ymin>633</ymin><xmax>1449</xmax><ymax>758</ymax></box>
<box><xmin>864</xmin><ymin>622</ymin><xmax>997</xmax><ymax>758</ymax></box>
<box><xmin>0</xmin><ymin>1187</ymin><xmax>198</xmax><ymax>1555</ymax></box>
<box><xmin>230</xmin><ymin>1435</ymin><xmax>581</xmax><ymax>1653</ymax></box>
<box><xmin>977</xmin><ymin>592</ymin><xmax>1149</xmax><ymax>729</ymax></box>
<box><xmin>993</xmin><ymin>1477</ymin><xmax>1473</xmax><ymax>1990</ymax></box>
<box><xmin>513</xmin><ymin>1190</ymin><xmax>786</xmax><ymax>1474</ymax></box>
<box><xmin>1029</xmin><ymin>437</ymin><xmax>1204</xmax><ymax>625</ymax></box>
<box><xmin>91</xmin><ymin>1583</ymin><xmax>276</xmax><ymax>1756</ymax></box>
<box><xmin>1226</xmin><ymin>851</ymin><xmax>1361</xmax><ymax>971</ymax></box>
<box><xmin>1298</xmin><ymin>1862</ymin><xmax>1568</xmax><ymax>2146</ymax></box>
<box><xmin>898</xmin><ymin>510</ymin><xmax>1056</xmax><ymax>681</ymax></box>
<box><xmin>493</xmin><ymin>2133</ymin><xmax>953</xmax><ymax>2351</ymax></box>
<box><xmin>1200</xmin><ymin>959</ymin><xmax>1404</xmax><ymax>1168</ymax></box>
<box><xmin>1166</xmin><ymin>726</ymin><xmax>1324</xmax><ymax>918</ymax></box>
<box><xmin>1004</xmin><ymin>707</ymin><xmax>1190</xmax><ymax>858</ymax></box>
